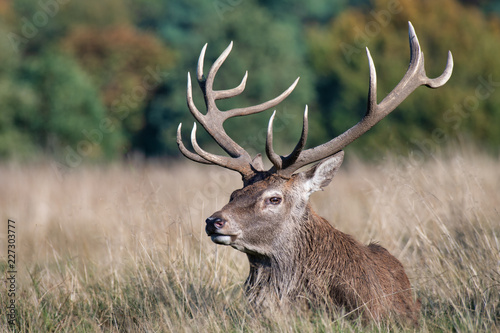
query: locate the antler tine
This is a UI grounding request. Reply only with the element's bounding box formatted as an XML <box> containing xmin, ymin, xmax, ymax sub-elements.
<box><xmin>204</xmin><ymin>42</ymin><xmax>234</xmax><ymax>108</ymax></box>
<box><xmin>223</xmin><ymin>78</ymin><xmax>299</xmax><ymax>120</ymax></box>
<box><xmin>197</xmin><ymin>43</ymin><xmax>208</xmax><ymax>82</ymax></box>
<box><xmin>283</xmin><ymin>105</ymin><xmax>309</xmax><ymax>168</ymax></box>
<box><xmin>187</xmin><ymin>73</ymin><xmax>205</xmax><ymax>124</ymax></box>
<box><xmin>266</xmin><ymin>111</ymin><xmax>281</xmax><ymax>168</ymax></box>
<box><xmin>214</xmin><ymin>71</ymin><xmax>248</xmax><ymax>100</ymax></box>
<box><xmin>176</xmin><ymin>123</ymin><xmax>212</xmax><ymax>164</ymax></box>
<box><xmin>406</xmin><ymin>22</ymin><xmax>453</xmax><ymax>88</ymax></box>
<box><xmin>189</xmin><ymin>123</ymin><xmax>254</xmax><ymax>175</ymax></box>
<box><xmin>266</xmin><ymin>106</ymin><xmax>309</xmax><ymax>171</ymax></box>
<box><xmin>277</xmin><ymin>21</ymin><xmax>453</xmax><ymax>177</ymax></box>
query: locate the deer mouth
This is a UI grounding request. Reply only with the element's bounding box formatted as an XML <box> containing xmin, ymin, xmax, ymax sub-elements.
<box><xmin>210</xmin><ymin>234</ymin><xmax>232</xmax><ymax>245</ymax></box>
<box><xmin>207</xmin><ymin>231</ymin><xmax>239</xmax><ymax>245</ymax></box>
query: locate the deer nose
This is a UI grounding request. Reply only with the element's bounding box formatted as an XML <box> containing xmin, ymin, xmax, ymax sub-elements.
<box><xmin>206</xmin><ymin>216</ymin><xmax>226</xmax><ymax>229</ymax></box>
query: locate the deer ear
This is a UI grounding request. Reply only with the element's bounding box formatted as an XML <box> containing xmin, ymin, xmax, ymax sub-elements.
<box><xmin>301</xmin><ymin>151</ymin><xmax>344</xmax><ymax>194</ymax></box>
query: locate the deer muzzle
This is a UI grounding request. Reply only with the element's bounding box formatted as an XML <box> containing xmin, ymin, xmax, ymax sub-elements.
<box><xmin>206</xmin><ymin>216</ymin><xmax>234</xmax><ymax>245</ymax></box>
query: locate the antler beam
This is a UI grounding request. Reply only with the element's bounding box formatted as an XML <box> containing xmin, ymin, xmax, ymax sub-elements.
<box><xmin>268</xmin><ymin>22</ymin><xmax>453</xmax><ymax>177</ymax></box>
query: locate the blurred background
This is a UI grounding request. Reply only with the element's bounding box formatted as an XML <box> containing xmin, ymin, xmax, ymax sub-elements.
<box><xmin>1</xmin><ymin>0</ymin><xmax>500</xmax><ymax>167</ymax></box>
<box><xmin>2</xmin><ymin>2</ymin><xmax>500</xmax><ymax>330</ymax></box>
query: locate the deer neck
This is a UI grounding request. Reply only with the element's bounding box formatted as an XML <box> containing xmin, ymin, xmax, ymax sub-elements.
<box><xmin>244</xmin><ymin>205</ymin><xmax>343</xmax><ymax>304</ymax></box>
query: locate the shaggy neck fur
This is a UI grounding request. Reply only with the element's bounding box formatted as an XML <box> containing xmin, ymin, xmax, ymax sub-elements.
<box><xmin>244</xmin><ymin>205</ymin><xmax>420</xmax><ymax>323</ymax></box>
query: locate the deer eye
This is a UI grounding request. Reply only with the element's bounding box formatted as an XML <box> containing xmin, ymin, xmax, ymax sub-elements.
<box><xmin>266</xmin><ymin>197</ymin><xmax>282</xmax><ymax>205</ymax></box>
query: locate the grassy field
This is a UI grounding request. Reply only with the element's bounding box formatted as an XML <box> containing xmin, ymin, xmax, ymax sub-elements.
<box><xmin>1</xmin><ymin>148</ymin><xmax>499</xmax><ymax>332</ymax></box>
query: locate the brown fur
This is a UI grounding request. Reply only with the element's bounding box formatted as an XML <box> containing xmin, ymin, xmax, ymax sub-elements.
<box><xmin>206</xmin><ymin>170</ymin><xmax>420</xmax><ymax>324</ymax></box>
<box><xmin>245</xmin><ymin>209</ymin><xmax>420</xmax><ymax>323</ymax></box>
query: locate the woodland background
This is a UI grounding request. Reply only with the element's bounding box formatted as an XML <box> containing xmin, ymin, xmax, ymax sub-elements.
<box><xmin>2</xmin><ymin>0</ymin><xmax>500</xmax><ymax>165</ymax></box>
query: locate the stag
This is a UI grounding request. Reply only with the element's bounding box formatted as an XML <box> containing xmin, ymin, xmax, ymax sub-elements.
<box><xmin>177</xmin><ymin>22</ymin><xmax>453</xmax><ymax>323</ymax></box>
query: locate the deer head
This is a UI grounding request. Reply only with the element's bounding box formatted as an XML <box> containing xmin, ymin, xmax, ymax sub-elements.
<box><xmin>177</xmin><ymin>22</ymin><xmax>453</xmax><ymax>321</ymax></box>
<box><xmin>204</xmin><ymin>153</ymin><xmax>344</xmax><ymax>256</ymax></box>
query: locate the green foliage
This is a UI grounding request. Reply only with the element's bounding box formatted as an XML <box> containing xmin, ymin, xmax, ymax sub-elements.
<box><xmin>0</xmin><ymin>26</ymin><xmax>123</xmax><ymax>160</ymax></box>
<box><xmin>256</xmin><ymin>0</ymin><xmax>363</xmax><ymax>23</ymax></box>
<box><xmin>1</xmin><ymin>0</ymin><xmax>500</xmax><ymax>161</ymax></box>
<box><xmin>3</xmin><ymin>0</ymin><xmax>173</xmax><ymax>162</ymax></box>
<box><xmin>10</xmin><ymin>0</ymin><xmax>130</xmax><ymax>55</ymax></box>
<box><xmin>61</xmin><ymin>25</ymin><xmax>174</xmax><ymax>144</ymax></box>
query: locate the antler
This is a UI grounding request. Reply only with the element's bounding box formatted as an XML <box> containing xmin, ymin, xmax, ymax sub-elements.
<box><xmin>177</xmin><ymin>42</ymin><xmax>299</xmax><ymax>182</ymax></box>
<box><xmin>178</xmin><ymin>23</ymin><xmax>453</xmax><ymax>182</ymax></box>
<box><xmin>266</xmin><ymin>22</ymin><xmax>453</xmax><ymax>177</ymax></box>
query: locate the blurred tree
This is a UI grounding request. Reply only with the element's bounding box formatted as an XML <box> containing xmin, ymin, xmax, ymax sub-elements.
<box><xmin>0</xmin><ymin>47</ymin><xmax>123</xmax><ymax>161</ymax></box>
<box><xmin>61</xmin><ymin>25</ymin><xmax>175</xmax><ymax>149</ymax></box>
<box><xmin>2</xmin><ymin>0</ymin><xmax>500</xmax><ymax>163</ymax></box>
<box><xmin>11</xmin><ymin>0</ymin><xmax>131</xmax><ymax>54</ymax></box>
<box><xmin>481</xmin><ymin>2</ymin><xmax>500</xmax><ymax>15</ymax></box>
<box><xmin>4</xmin><ymin>0</ymin><xmax>174</xmax><ymax>161</ymax></box>
<box><xmin>307</xmin><ymin>0</ymin><xmax>500</xmax><ymax>157</ymax></box>
<box><xmin>0</xmin><ymin>21</ymin><xmax>38</xmax><ymax>158</ymax></box>
<box><xmin>256</xmin><ymin>0</ymin><xmax>369</xmax><ymax>24</ymax></box>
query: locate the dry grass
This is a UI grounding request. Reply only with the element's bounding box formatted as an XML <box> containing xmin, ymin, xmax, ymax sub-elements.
<box><xmin>1</xmin><ymin>148</ymin><xmax>499</xmax><ymax>332</ymax></box>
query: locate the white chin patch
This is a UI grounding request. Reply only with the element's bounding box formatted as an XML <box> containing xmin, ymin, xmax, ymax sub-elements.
<box><xmin>211</xmin><ymin>235</ymin><xmax>232</xmax><ymax>245</ymax></box>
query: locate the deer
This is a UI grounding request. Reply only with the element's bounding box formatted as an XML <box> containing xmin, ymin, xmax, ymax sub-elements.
<box><xmin>176</xmin><ymin>22</ymin><xmax>453</xmax><ymax>323</ymax></box>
